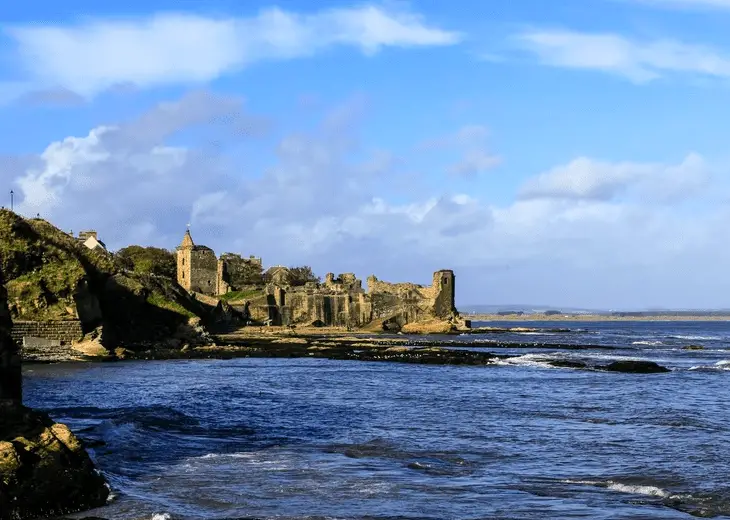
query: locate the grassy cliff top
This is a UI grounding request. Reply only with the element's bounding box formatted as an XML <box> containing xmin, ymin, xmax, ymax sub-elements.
<box><xmin>0</xmin><ymin>210</ymin><xmax>114</xmax><ymax>282</ymax></box>
<box><xmin>0</xmin><ymin>211</ymin><xmax>117</xmax><ymax>320</ymax></box>
<box><xmin>0</xmin><ymin>210</ymin><xmax>206</xmax><ymax>333</ymax></box>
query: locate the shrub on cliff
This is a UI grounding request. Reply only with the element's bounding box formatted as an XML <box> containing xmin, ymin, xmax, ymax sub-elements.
<box><xmin>286</xmin><ymin>266</ymin><xmax>321</xmax><ymax>286</ymax></box>
<box><xmin>115</xmin><ymin>245</ymin><xmax>176</xmax><ymax>279</ymax></box>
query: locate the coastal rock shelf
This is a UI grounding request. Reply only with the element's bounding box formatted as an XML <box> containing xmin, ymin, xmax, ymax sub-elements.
<box><xmin>111</xmin><ymin>331</ymin><xmax>672</xmax><ymax>374</ymax></box>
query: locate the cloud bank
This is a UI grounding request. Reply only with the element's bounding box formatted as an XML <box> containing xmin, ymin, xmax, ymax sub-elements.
<box><xmin>516</xmin><ymin>29</ymin><xmax>730</xmax><ymax>82</ymax></box>
<box><xmin>4</xmin><ymin>91</ymin><xmax>730</xmax><ymax>309</ymax></box>
<box><xmin>4</xmin><ymin>5</ymin><xmax>460</xmax><ymax>96</ymax></box>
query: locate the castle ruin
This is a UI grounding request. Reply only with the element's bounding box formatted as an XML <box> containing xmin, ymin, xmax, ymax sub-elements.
<box><xmin>176</xmin><ymin>229</ymin><xmax>262</xmax><ymax>296</ymax></box>
<box><xmin>176</xmin><ymin>229</ymin><xmax>463</xmax><ymax>329</ymax></box>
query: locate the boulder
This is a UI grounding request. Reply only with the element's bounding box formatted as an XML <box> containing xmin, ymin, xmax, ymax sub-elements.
<box><xmin>400</xmin><ymin>319</ymin><xmax>455</xmax><ymax>335</ymax></box>
<box><xmin>0</xmin><ymin>406</ymin><xmax>110</xmax><ymax>519</ymax></box>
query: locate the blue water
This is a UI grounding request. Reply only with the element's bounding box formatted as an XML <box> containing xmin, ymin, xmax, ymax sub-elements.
<box><xmin>23</xmin><ymin>321</ymin><xmax>730</xmax><ymax>519</ymax></box>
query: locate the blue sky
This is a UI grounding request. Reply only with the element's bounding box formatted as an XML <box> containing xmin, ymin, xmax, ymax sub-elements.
<box><xmin>2</xmin><ymin>0</ymin><xmax>730</xmax><ymax>309</ymax></box>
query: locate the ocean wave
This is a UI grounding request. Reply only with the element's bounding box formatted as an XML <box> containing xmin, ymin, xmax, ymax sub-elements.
<box><xmin>631</xmin><ymin>340</ymin><xmax>664</xmax><ymax>346</ymax></box>
<box><xmin>563</xmin><ymin>478</ymin><xmax>730</xmax><ymax>518</ymax></box>
<box><xmin>493</xmin><ymin>353</ymin><xmax>562</xmax><ymax>369</ymax></box>
<box><xmin>689</xmin><ymin>359</ymin><xmax>730</xmax><ymax>372</ymax></box>
<box><xmin>562</xmin><ymin>478</ymin><xmax>672</xmax><ymax>498</ymax></box>
<box><xmin>606</xmin><ymin>482</ymin><xmax>670</xmax><ymax>498</ymax></box>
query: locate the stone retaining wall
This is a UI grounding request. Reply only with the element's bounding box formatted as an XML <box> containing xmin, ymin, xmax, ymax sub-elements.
<box><xmin>9</xmin><ymin>321</ymin><xmax>85</xmax><ymax>362</ymax></box>
<box><xmin>10</xmin><ymin>320</ymin><xmax>84</xmax><ymax>345</ymax></box>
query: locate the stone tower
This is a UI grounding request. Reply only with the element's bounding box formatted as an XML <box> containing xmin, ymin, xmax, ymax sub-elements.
<box><xmin>176</xmin><ymin>229</ymin><xmax>194</xmax><ymax>290</ymax></box>
<box><xmin>176</xmin><ymin>229</ymin><xmax>218</xmax><ymax>294</ymax></box>
<box><xmin>432</xmin><ymin>270</ymin><xmax>456</xmax><ymax>319</ymax></box>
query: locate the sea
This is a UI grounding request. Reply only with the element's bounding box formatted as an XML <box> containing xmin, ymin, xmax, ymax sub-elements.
<box><xmin>23</xmin><ymin>321</ymin><xmax>730</xmax><ymax>520</ymax></box>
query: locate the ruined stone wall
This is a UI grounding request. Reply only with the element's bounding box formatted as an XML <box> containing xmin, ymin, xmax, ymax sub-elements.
<box><xmin>10</xmin><ymin>320</ymin><xmax>84</xmax><ymax>346</ymax></box>
<box><xmin>281</xmin><ymin>290</ymin><xmax>371</xmax><ymax>327</ymax></box>
<box><xmin>216</xmin><ymin>260</ymin><xmax>229</xmax><ymax>295</ymax></box>
<box><xmin>323</xmin><ymin>273</ymin><xmax>362</xmax><ymax>293</ymax></box>
<box><xmin>217</xmin><ymin>254</ymin><xmax>263</xmax><ymax>293</ymax></box>
<box><xmin>431</xmin><ymin>270</ymin><xmax>456</xmax><ymax>319</ymax></box>
<box><xmin>0</xmin><ymin>275</ymin><xmax>22</xmax><ymax>405</ymax></box>
<box><xmin>366</xmin><ymin>271</ymin><xmax>456</xmax><ymax>325</ymax></box>
<box><xmin>367</xmin><ymin>276</ymin><xmax>437</xmax><ymax>300</ymax></box>
<box><xmin>187</xmin><ymin>249</ymin><xmax>218</xmax><ymax>295</ymax></box>
<box><xmin>218</xmin><ymin>269</ymin><xmax>457</xmax><ymax>330</ymax></box>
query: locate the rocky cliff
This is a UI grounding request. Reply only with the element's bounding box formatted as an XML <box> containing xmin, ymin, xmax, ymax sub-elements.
<box><xmin>0</xmin><ymin>265</ymin><xmax>109</xmax><ymax>519</ymax></box>
<box><xmin>0</xmin><ymin>210</ymin><xmax>212</xmax><ymax>355</ymax></box>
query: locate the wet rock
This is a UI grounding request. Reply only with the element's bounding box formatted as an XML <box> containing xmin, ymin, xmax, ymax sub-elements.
<box><xmin>599</xmin><ymin>360</ymin><xmax>670</xmax><ymax>373</ymax></box>
<box><xmin>401</xmin><ymin>319</ymin><xmax>455</xmax><ymax>334</ymax></box>
<box><xmin>683</xmin><ymin>345</ymin><xmax>705</xmax><ymax>350</ymax></box>
<box><xmin>0</xmin><ymin>406</ymin><xmax>110</xmax><ymax>520</ymax></box>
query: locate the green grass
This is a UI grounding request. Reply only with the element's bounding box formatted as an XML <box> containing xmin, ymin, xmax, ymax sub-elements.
<box><xmin>219</xmin><ymin>289</ymin><xmax>262</xmax><ymax>302</ymax></box>
<box><xmin>146</xmin><ymin>292</ymin><xmax>196</xmax><ymax>319</ymax></box>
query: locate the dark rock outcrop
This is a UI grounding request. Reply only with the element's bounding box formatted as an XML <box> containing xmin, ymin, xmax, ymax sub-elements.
<box><xmin>598</xmin><ymin>360</ymin><xmax>670</xmax><ymax>373</ymax></box>
<box><xmin>0</xmin><ymin>282</ymin><xmax>22</xmax><ymax>404</ymax></box>
<box><xmin>0</xmin><ymin>407</ymin><xmax>110</xmax><ymax>519</ymax></box>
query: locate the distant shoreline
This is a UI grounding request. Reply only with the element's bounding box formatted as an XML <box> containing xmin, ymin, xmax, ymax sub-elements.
<box><xmin>467</xmin><ymin>313</ymin><xmax>730</xmax><ymax>322</ymax></box>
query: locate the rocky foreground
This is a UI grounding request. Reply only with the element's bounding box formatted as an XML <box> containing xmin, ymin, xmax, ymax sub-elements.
<box><xmin>0</xmin><ymin>406</ymin><xmax>109</xmax><ymax>519</ymax></box>
<box><xmin>1</xmin><ymin>275</ymin><xmax>109</xmax><ymax>519</ymax></box>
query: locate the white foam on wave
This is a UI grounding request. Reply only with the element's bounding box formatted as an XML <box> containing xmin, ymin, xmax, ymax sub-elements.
<box><xmin>562</xmin><ymin>479</ymin><xmax>673</xmax><ymax>499</ymax></box>
<box><xmin>494</xmin><ymin>353</ymin><xmax>560</xmax><ymax>369</ymax></box>
<box><xmin>607</xmin><ymin>482</ymin><xmax>670</xmax><ymax>497</ymax></box>
<box><xmin>688</xmin><ymin>359</ymin><xmax>730</xmax><ymax>371</ymax></box>
<box><xmin>632</xmin><ymin>340</ymin><xmax>663</xmax><ymax>346</ymax></box>
<box><xmin>152</xmin><ymin>514</ymin><xmax>172</xmax><ymax>520</ymax></box>
<box><xmin>198</xmin><ymin>452</ymin><xmax>255</xmax><ymax>460</ymax></box>
<box><xmin>194</xmin><ymin>451</ymin><xmax>293</xmax><ymax>470</ymax></box>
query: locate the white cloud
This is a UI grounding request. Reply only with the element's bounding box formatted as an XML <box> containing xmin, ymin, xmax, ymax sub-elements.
<box><xmin>7</xmin><ymin>91</ymin><xmax>730</xmax><ymax>309</ymax></box>
<box><xmin>516</xmin><ymin>29</ymin><xmax>730</xmax><ymax>83</ymax></box>
<box><xmin>519</xmin><ymin>153</ymin><xmax>710</xmax><ymax>201</ymax></box>
<box><xmin>5</xmin><ymin>5</ymin><xmax>460</xmax><ymax>96</ymax></box>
